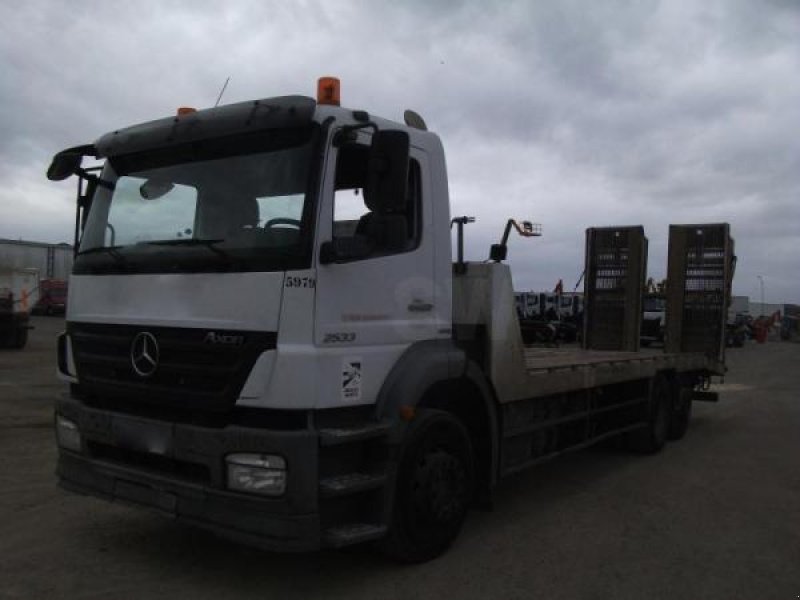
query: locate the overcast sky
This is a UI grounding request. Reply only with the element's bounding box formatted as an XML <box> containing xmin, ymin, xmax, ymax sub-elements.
<box><xmin>1</xmin><ymin>0</ymin><xmax>798</xmax><ymax>303</ymax></box>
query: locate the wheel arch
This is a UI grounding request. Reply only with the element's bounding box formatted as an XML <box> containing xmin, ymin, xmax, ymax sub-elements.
<box><xmin>374</xmin><ymin>339</ymin><xmax>500</xmax><ymax>491</ymax></box>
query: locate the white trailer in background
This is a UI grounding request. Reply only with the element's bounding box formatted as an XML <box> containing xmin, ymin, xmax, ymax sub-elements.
<box><xmin>728</xmin><ymin>296</ymin><xmax>750</xmax><ymax>321</ymax></box>
<box><xmin>0</xmin><ymin>238</ymin><xmax>73</xmax><ymax>280</ymax></box>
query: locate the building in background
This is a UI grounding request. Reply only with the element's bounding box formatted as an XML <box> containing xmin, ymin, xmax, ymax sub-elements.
<box><xmin>752</xmin><ymin>303</ymin><xmax>785</xmax><ymax>318</ymax></box>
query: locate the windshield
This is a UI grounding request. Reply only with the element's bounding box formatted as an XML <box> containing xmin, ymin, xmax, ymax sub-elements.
<box><xmin>75</xmin><ymin>126</ymin><xmax>318</xmax><ymax>274</ymax></box>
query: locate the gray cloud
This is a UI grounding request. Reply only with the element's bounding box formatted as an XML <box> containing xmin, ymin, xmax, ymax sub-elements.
<box><xmin>1</xmin><ymin>0</ymin><xmax>798</xmax><ymax>302</ymax></box>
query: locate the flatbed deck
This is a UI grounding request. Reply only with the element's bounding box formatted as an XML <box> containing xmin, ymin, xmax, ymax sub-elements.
<box><xmin>522</xmin><ymin>346</ymin><xmax>717</xmax><ymax>398</ymax></box>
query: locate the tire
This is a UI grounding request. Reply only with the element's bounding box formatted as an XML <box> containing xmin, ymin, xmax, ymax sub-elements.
<box><xmin>380</xmin><ymin>410</ymin><xmax>475</xmax><ymax>563</ymax></box>
<box><xmin>668</xmin><ymin>386</ymin><xmax>692</xmax><ymax>441</ymax></box>
<box><xmin>628</xmin><ymin>375</ymin><xmax>671</xmax><ymax>454</ymax></box>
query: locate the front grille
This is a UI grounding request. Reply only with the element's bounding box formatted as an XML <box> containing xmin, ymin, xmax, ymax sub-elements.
<box><xmin>68</xmin><ymin>322</ymin><xmax>276</xmax><ymax>413</ymax></box>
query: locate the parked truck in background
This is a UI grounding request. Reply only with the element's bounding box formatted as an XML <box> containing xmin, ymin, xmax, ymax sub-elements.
<box><xmin>728</xmin><ymin>295</ymin><xmax>750</xmax><ymax>322</ymax></box>
<box><xmin>33</xmin><ymin>278</ymin><xmax>68</xmax><ymax>315</ymax></box>
<box><xmin>641</xmin><ymin>293</ymin><xmax>666</xmax><ymax>346</ymax></box>
<box><xmin>47</xmin><ymin>78</ymin><xmax>733</xmax><ymax>562</ymax></box>
<box><xmin>0</xmin><ymin>268</ymin><xmax>39</xmax><ymax>349</ymax></box>
<box><xmin>515</xmin><ymin>291</ymin><xmax>583</xmax><ymax>321</ymax></box>
<box><xmin>514</xmin><ymin>291</ymin><xmax>582</xmax><ymax>344</ymax></box>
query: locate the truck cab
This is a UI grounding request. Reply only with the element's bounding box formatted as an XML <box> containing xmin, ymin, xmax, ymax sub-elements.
<box><xmin>49</xmin><ymin>83</ymin><xmax>474</xmax><ymax>559</ymax></box>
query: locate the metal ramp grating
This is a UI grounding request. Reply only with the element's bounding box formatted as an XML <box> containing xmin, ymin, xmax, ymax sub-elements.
<box><xmin>583</xmin><ymin>226</ymin><xmax>648</xmax><ymax>351</ymax></box>
<box><xmin>665</xmin><ymin>223</ymin><xmax>734</xmax><ymax>365</ymax></box>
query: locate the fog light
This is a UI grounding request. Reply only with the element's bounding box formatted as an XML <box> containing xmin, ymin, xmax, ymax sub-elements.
<box><xmin>225</xmin><ymin>453</ymin><xmax>287</xmax><ymax>497</ymax></box>
<box><xmin>55</xmin><ymin>414</ymin><xmax>82</xmax><ymax>452</ymax></box>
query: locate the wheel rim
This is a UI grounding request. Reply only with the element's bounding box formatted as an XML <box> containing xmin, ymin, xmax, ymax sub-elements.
<box><xmin>398</xmin><ymin>418</ymin><xmax>473</xmax><ymax>554</ymax></box>
<box><xmin>411</xmin><ymin>448</ymin><xmax>467</xmax><ymax>525</ymax></box>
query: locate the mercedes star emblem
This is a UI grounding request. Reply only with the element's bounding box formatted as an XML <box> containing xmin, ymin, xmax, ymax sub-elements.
<box><xmin>131</xmin><ymin>332</ymin><xmax>159</xmax><ymax>377</ymax></box>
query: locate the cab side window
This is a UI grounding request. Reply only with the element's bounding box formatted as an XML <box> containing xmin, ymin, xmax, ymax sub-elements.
<box><xmin>333</xmin><ymin>143</ymin><xmax>421</xmax><ymax>256</ymax></box>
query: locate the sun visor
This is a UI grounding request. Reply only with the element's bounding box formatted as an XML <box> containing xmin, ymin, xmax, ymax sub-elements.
<box><xmin>94</xmin><ymin>95</ymin><xmax>317</xmax><ymax>158</ymax></box>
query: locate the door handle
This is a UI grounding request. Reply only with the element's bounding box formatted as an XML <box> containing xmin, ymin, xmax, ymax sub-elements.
<box><xmin>408</xmin><ymin>301</ymin><xmax>434</xmax><ymax>312</ymax></box>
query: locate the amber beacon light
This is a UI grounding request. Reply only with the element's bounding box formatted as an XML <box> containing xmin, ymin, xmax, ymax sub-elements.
<box><xmin>317</xmin><ymin>77</ymin><xmax>341</xmax><ymax>106</ymax></box>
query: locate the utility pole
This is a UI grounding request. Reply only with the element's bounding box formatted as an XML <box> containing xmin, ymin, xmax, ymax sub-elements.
<box><xmin>757</xmin><ymin>275</ymin><xmax>765</xmax><ymax>316</ymax></box>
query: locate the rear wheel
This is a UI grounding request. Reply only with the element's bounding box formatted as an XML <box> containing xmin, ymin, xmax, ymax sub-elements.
<box><xmin>628</xmin><ymin>375</ymin><xmax>670</xmax><ymax>454</ymax></box>
<box><xmin>668</xmin><ymin>385</ymin><xmax>692</xmax><ymax>440</ymax></box>
<box><xmin>380</xmin><ymin>410</ymin><xmax>475</xmax><ymax>563</ymax></box>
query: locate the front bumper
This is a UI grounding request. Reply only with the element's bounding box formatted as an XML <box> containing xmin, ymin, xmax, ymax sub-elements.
<box><xmin>56</xmin><ymin>395</ymin><xmax>321</xmax><ymax>552</ymax></box>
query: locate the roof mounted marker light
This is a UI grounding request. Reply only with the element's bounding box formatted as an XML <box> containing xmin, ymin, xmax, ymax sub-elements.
<box><xmin>317</xmin><ymin>77</ymin><xmax>341</xmax><ymax>106</ymax></box>
<box><xmin>404</xmin><ymin>109</ymin><xmax>428</xmax><ymax>131</ymax></box>
<box><xmin>177</xmin><ymin>107</ymin><xmax>197</xmax><ymax>116</ymax></box>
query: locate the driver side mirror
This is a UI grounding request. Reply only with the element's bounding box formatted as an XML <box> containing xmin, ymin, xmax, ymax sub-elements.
<box><xmin>47</xmin><ymin>152</ymin><xmax>83</xmax><ymax>181</ymax></box>
<box><xmin>365</xmin><ymin>130</ymin><xmax>409</xmax><ymax>213</ymax></box>
<box><xmin>46</xmin><ymin>144</ymin><xmax>97</xmax><ymax>181</ymax></box>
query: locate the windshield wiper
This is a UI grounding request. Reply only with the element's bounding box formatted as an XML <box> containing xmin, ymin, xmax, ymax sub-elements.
<box><xmin>143</xmin><ymin>238</ymin><xmax>232</xmax><ymax>261</ymax></box>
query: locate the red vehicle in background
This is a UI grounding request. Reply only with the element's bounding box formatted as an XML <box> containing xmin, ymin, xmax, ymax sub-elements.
<box><xmin>34</xmin><ymin>279</ymin><xmax>67</xmax><ymax>315</ymax></box>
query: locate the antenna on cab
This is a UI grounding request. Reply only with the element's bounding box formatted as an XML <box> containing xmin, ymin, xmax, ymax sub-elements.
<box><xmin>215</xmin><ymin>77</ymin><xmax>231</xmax><ymax>107</ymax></box>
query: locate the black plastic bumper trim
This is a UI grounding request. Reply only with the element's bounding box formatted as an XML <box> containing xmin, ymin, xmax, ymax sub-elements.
<box><xmin>58</xmin><ymin>454</ymin><xmax>321</xmax><ymax>552</ymax></box>
<box><xmin>56</xmin><ymin>394</ymin><xmax>323</xmax><ymax>551</ymax></box>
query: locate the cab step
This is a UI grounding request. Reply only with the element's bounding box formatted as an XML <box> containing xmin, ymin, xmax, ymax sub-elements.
<box><xmin>319</xmin><ymin>472</ymin><xmax>387</xmax><ymax>498</ymax></box>
<box><xmin>318</xmin><ymin>422</ymin><xmax>391</xmax><ymax>446</ymax></box>
<box><xmin>323</xmin><ymin>523</ymin><xmax>388</xmax><ymax>548</ymax></box>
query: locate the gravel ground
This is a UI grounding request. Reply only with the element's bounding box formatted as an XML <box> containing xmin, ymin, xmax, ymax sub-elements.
<box><xmin>0</xmin><ymin>317</ymin><xmax>798</xmax><ymax>599</ymax></box>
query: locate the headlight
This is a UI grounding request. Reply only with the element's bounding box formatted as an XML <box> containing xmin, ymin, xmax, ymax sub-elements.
<box><xmin>225</xmin><ymin>453</ymin><xmax>287</xmax><ymax>497</ymax></box>
<box><xmin>55</xmin><ymin>414</ymin><xmax>82</xmax><ymax>452</ymax></box>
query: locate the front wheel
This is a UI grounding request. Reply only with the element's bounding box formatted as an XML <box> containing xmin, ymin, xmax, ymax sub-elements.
<box><xmin>380</xmin><ymin>410</ymin><xmax>475</xmax><ymax>563</ymax></box>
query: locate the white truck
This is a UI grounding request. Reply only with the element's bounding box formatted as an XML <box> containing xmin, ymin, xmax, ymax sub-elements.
<box><xmin>47</xmin><ymin>78</ymin><xmax>731</xmax><ymax>562</ymax></box>
<box><xmin>0</xmin><ymin>267</ymin><xmax>39</xmax><ymax>349</ymax></box>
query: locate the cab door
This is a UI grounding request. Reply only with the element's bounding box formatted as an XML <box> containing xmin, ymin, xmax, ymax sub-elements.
<box><xmin>312</xmin><ymin>132</ymin><xmax>439</xmax><ymax>407</ymax></box>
